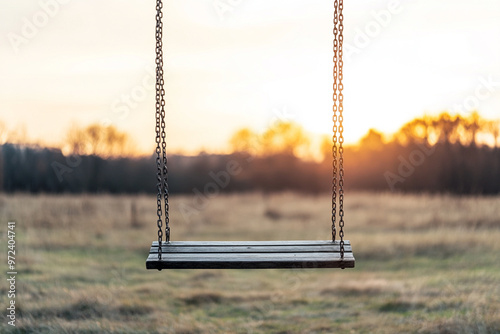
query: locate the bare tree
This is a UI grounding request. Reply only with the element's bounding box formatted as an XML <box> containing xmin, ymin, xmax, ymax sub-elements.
<box><xmin>463</xmin><ymin>111</ymin><xmax>482</xmax><ymax>147</ymax></box>
<box><xmin>229</xmin><ymin>128</ymin><xmax>259</xmax><ymax>154</ymax></box>
<box><xmin>484</xmin><ymin>119</ymin><xmax>500</xmax><ymax>149</ymax></box>
<box><xmin>261</xmin><ymin>121</ymin><xmax>310</xmax><ymax>157</ymax></box>
<box><xmin>432</xmin><ymin>112</ymin><xmax>461</xmax><ymax>145</ymax></box>
<box><xmin>65</xmin><ymin>123</ymin><xmax>135</xmax><ymax>157</ymax></box>
<box><xmin>359</xmin><ymin>129</ymin><xmax>385</xmax><ymax>150</ymax></box>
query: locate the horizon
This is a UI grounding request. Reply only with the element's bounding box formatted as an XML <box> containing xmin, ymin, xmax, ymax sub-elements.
<box><xmin>1</xmin><ymin>111</ymin><xmax>498</xmax><ymax>162</ymax></box>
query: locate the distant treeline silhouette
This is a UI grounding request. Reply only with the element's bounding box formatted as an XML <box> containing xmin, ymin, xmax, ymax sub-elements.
<box><xmin>0</xmin><ymin>112</ymin><xmax>499</xmax><ymax>194</ymax></box>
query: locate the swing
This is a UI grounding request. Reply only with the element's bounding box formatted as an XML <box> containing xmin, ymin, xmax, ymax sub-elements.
<box><xmin>146</xmin><ymin>0</ymin><xmax>355</xmax><ymax>270</ymax></box>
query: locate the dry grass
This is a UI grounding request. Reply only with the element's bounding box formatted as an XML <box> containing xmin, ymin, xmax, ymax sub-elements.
<box><xmin>0</xmin><ymin>192</ymin><xmax>499</xmax><ymax>333</ymax></box>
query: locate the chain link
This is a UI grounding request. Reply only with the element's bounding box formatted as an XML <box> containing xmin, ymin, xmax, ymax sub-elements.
<box><xmin>155</xmin><ymin>0</ymin><xmax>170</xmax><ymax>260</ymax></box>
<box><xmin>332</xmin><ymin>0</ymin><xmax>345</xmax><ymax>261</ymax></box>
<box><xmin>338</xmin><ymin>0</ymin><xmax>345</xmax><ymax>260</ymax></box>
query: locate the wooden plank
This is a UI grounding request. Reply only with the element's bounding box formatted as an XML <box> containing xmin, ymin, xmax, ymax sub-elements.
<box><xmin>146</xmin><ymin>253</ymin><xmax>355</xmax><ymax>269</ymax></box>
<box><xmin>146</xmin><ymin>240</ymin><xmax>355</xmax><ymax>270</ymax></box>
<box><xmin>149</xmin><ymin>245</ymin><xmax>352</xmax><ymax>254</ymax></box>
<box><xmin>151</xmin><ymin>240</ymin><xmax>351</xmax><ymax>247</ymax></box>
<box><xmin>150</xmin><ymin>253</ymin><xmax>352</xmax><ymax>259</ymax></box>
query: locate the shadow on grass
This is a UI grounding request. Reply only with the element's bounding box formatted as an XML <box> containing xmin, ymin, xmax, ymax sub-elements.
<box><xmin>25</xmin><ymin>298</ymin><xmax>153</xmax><ymax>321</ymax></box>
<box><xmin>179</xmin><ymin>292</ymin><xmax>270</xmax><ymax>306</ymax></box>
<box><xmin>321</xmin><ymin>286</ymin><xmax>385</xmax><ymax>297</ymax></box>
<box><xmin>378</xmin><ymin>300</ymin><xmax>425</xmax><ymax>313</ymax></box>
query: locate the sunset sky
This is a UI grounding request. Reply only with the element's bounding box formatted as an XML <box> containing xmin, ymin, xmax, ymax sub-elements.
<box><xmin>1</xmin><ymin>0</ymin><xmax>500</xmax><ymax>155</ymax></box>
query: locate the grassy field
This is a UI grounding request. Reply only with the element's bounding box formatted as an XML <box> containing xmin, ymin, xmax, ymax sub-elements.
<box><xmin>0</xmin><ymin>192</ymin><xmax>499</xmax><ymax>333</ymax></box>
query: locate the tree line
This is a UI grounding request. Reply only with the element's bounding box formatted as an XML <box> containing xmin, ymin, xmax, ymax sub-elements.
<box><xmin>0</xmin><ymin>112</ymin><xmax>499</xmax><ymax>194</ymax></box>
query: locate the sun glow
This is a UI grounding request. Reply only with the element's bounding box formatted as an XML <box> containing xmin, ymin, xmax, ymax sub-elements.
<box><xmin>1</xmin><ymin>1</ymin><xmax>499</xmax><ymax>155</ymax></box>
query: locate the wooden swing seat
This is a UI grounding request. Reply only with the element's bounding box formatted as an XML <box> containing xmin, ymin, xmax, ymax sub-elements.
<box><xmin>146</xmin><ymin>240</ymin><xmax>354</xmax><ymax>270</ymax></box>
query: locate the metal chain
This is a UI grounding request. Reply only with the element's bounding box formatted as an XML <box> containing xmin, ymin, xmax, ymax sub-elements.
<box><xmin>332</xmin><ymin>0</ymin><xmax>345</xmax><ymax>260</ymax></box>
<box><xmin>337</xmin><ymin>0</ymin><xmax>345</xmax><ymax>259</ymax></box>
<box><xmin>331</xmin><ymin>0</ymin><xmax>339</xmax><ymax>242</ymax></box>
<box><xmin>155</xmin><ymin>0</ymin><xmax>169</xmax><ymax>260</ymax></box>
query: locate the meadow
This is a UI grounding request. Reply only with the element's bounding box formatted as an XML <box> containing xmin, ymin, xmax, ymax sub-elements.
<box><xmin>0</xmin><ymin>192</ymin><xmax>499</xmax><ymax>333</ymax></box>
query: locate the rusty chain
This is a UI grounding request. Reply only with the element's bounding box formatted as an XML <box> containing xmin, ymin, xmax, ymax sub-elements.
<box><xmin>338</xmin><ymin>0</ymin><xmax>345</xmax><ymax>259</ymax></box>
<box><xmin>155</xmin><ymin>0</ymin><xmax>170</xmax><ymax>260</ymax></box>
<box><xmin>332</xmin><ymin>0</ymin><xmax>345</xmax><ymax>260</ymax></box>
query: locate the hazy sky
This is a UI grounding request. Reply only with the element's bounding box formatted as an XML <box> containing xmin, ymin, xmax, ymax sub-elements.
<box><xmin>1</xmin><ymin>0</ymin><xmax>500</xmax><ymax>154</ymax></box>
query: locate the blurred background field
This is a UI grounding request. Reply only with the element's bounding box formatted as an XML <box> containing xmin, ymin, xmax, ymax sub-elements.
<box><xmin>2</xmin><ymin>1</ymin><xmax>500</xmax><ymax>333</ymax></box>
<box><xmin>1</xmin><ymin>192</ymin><xmax>499</xmax><ymax>333</ymax></box>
